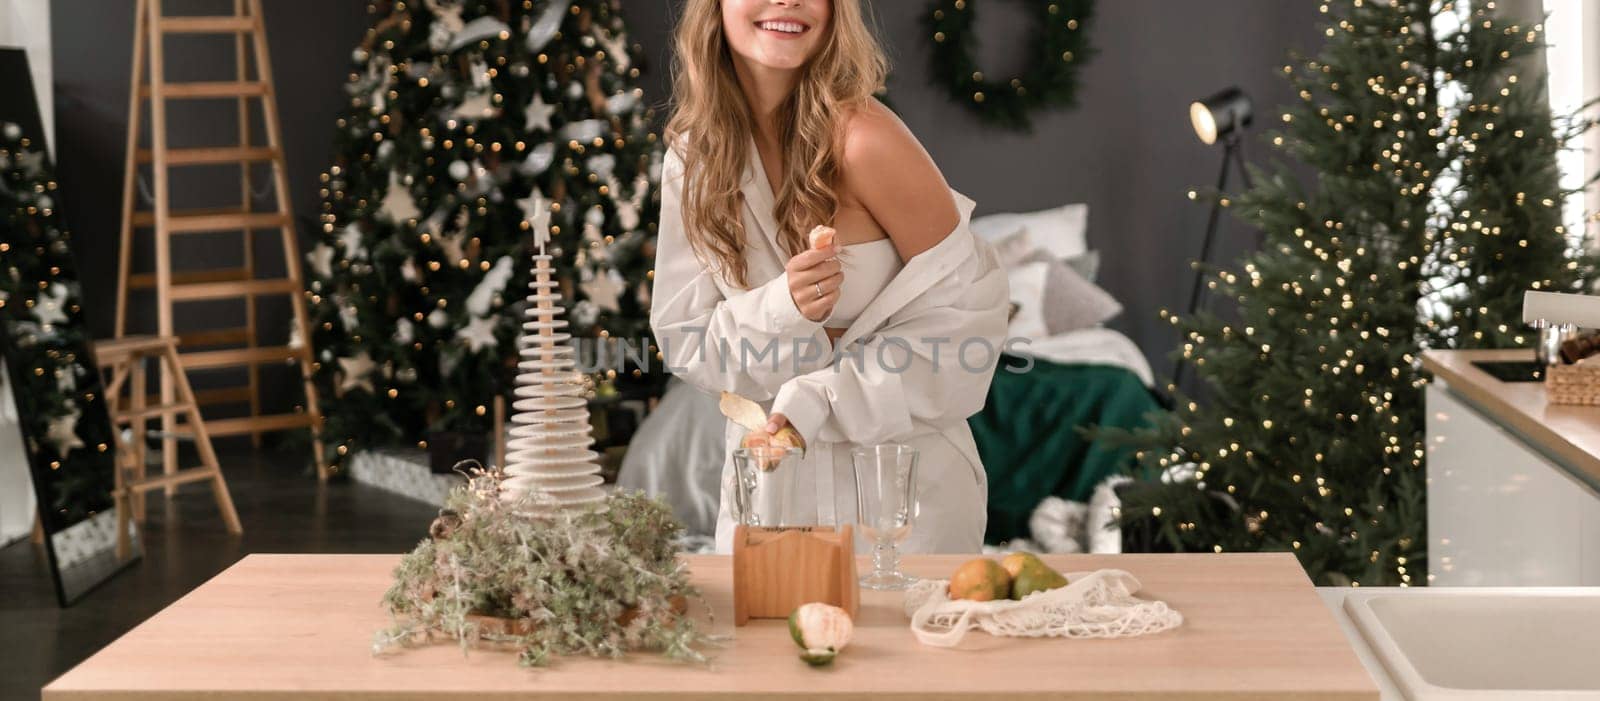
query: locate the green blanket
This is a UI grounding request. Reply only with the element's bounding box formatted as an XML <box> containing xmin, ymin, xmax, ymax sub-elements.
<box><xmin>969</xmin><ymin>355</ymin><xmax>1162</xmax><ymax>544</ymax></box>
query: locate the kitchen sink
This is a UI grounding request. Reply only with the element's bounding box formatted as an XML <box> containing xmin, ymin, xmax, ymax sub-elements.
<box><xmin>1343</xmin><ymin>588</ymin><xmax>1600</xmax><ymax>699</ymax></box>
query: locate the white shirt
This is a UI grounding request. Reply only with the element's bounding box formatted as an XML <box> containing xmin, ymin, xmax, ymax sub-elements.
<box><xmin>648</xmin><ymin>136</ymin><xmax>1011</xmax><ymax>553</ymax></box>
<box><xmin>824</xmin><ymin>238</ymin><xmax>902</xmax><ymax>329</ymax></box>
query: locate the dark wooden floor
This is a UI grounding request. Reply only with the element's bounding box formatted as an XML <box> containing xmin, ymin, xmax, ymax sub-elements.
<box><xmin>0</xmin><ymin>447</ymin><xmax>439</xmax><ymax>700</ymax></box>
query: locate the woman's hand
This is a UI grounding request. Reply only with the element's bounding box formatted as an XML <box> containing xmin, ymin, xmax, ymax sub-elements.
<box><xmin>741</xmin><ymin>413</ymin><xmax>804</xmax><ymax>469</ymax></box>
<box><xmin>764</xmin><ymin>413</ymin><xmax>790</xmax><ymax>436</ymax></box>
<box><xmin>786</xmin><ymin>244</ymin><xmax>843</xmax><ymax>323</ymax></box>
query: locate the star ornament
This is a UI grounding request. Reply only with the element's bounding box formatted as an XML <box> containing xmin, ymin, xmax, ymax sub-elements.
<box><xmin>518</xmin><ymin>187</ymin><xmax>552</xmax><ymax>251</ymax></box>
<box><xmin>15</xmin><ymin>149</ymin><xmax>45</xmax><ymax>179</ymax></box>
<box><xmin>307</xmin><ymin>242</ymin><xmax>336</xmax><ymax>279</ymax></box>
<box><xmin>452</xmin><ymin>92</ymin><xmax>502</xmax><ymax>121</ymax></box>
<box><xmin>380</xmin><ymin>170</ymin><xmax>420</xmax><ymax>224</ymax></box>
<box><xmin>338</xmin><ymin>223</ymin><xmax>368</xmax><ymax>261</ymax></box>
<box><xmin>581</xmin><ymin>269</ymin><xmax>625</xmax><ymax>313</ymax></box>
<box><xmin>436</xmin><ymin>229</ymin><xmax>468</xmax><ymax>266</ymax></box>
<box><xmin>337</xmin><ymin>351</ymin><xmax>376</xmax><ymax>394</ymax></box>
<box><xmin>45</xmin><ymin>408</ymin><xmax>85</xmax><ymax>456</ymax></box>
<box><xmin>458</xmin><ymin>314</ymin><xmax>500</xmax><ymax>353</ymax></box>
<box><xmin>597</xmin><ymin>28</ymin><xmax>632</xmax><ymax>74</ymax></box>
<box><xmin>32</xmin><ymin>283</ymin><xmax>69</xmax><ymax>326</ymax></box>
<box><xmin>524</xmin><ymin>93</ymin><xmax>555</xmax><ymax>133</ymax></box>
<box><xmin>55</xmin><ymin>366</ymin><xmax>77</xmax><ymax>395</ymax></box>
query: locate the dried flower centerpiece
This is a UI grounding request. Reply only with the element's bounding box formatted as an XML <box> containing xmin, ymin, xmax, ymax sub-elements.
<box><xmin>373</xmin><ymin>463</ymin><xmax>712</xmax><ymax>667</ymax></box>
<box><xmin>374</xmin><ymin>243</ymin><xmax>710</xmax><ymax>667</ymax></box>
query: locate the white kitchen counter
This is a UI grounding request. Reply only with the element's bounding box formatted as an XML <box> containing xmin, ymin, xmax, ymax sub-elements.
<box><xmin>1320</xmin><ymin>586</ymin><xmax>1600</xmax><ymax>700</ymax></box>
<box><xmin>1422</xmin><ymin>349</ymin><xmax>1600</xmax><ymax>586</ymax></box>
<box><xmin>1320</xmin><ymin>589</ymin><xmax>1403</xmax><ymax>701</ymax></box>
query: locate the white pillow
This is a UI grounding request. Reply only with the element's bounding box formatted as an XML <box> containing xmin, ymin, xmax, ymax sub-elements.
<box><xmin>989</xmin><ymin>226</ymin><xmax>1036</xmax><ymax>268</ymax></box>
<box><xmin>1005</xmin><ymin>261</ymin><xmax>1051</xmax><ymax>342</ymax></box>
<box><xmin>971</xmin><ymin>203</ymin><xmax>1088</xmax><ymax>260</ymax></box>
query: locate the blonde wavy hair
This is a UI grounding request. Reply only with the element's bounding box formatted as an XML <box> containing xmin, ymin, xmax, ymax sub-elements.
<box><xmin>664</xmin><ymin>0</ymin><xmax>889</xmax><ymax>289</ymax></box>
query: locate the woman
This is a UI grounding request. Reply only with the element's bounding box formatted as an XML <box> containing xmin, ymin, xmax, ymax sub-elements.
<box><xmin>650</xmin><ymin>0</ymin><xmax>1009</xmax><ymax>553</ymax></box>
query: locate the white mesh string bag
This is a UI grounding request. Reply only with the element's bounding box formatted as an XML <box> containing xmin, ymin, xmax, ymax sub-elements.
<box><xmin>903</xmin><ymin>569</ymin><xmax>1183</xmax><ymax>647</ymax></box>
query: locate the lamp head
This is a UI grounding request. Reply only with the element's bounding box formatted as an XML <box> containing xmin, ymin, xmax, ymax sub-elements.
<box><xmin>1190</xmin><ymin>87</ymin><xmax>1253</xmax><ymax>146</ymax></box>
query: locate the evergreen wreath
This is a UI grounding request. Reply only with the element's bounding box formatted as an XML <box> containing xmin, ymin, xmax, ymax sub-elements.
<box><xmin>925</xmin><ymin>0</ymin><xmax>1094</xmax><ymax>131</ymax></box>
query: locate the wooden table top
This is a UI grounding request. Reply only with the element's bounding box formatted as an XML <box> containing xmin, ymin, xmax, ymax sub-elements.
<box><xmin>44</xmin><ymin>552</ymin><xmax>1378</xmax><ymax>700</ymax></box>
<box><xmin>1422</xmin><ymin>349</ymin><xmax>1600</xmax><ymax>486</ymax></box>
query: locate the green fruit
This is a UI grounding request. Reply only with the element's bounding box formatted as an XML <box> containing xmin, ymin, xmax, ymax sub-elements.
<box><xmin>999</xmin><ymin>551</ymin><xmax>1046</xmax><ymax>580</ymax></box>
<box><xmin>789</xmin><ymin>603</ymin><xmax>851</xmax><ymax>667</ymax></box>
<box><xmin>1011</xmin><ymin>563</ymin><xmax>1069</xmax><ymax>600</ymax></box>
<box><xmin>949</xmin><ymin>558</ymin><xmax>1011</xmax><ymax>601</ymax></box>
<box><xmin>800</xmin><ymin>648</ymin><xmax>837</xmax><ymax>666</ymax></box>
<box><xmin>788</xmin><ymin>611</ymin><xmax>806</xmax><ymax>648</ymax></box>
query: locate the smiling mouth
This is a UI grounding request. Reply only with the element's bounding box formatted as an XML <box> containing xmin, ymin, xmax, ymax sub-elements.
<box><xmin>755</xmin><ymin>19</ymin><xmax>810</xmax><ymax>35</ymax></box>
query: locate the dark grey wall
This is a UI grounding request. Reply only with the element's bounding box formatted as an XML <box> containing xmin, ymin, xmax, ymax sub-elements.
<box><xmin>629</xmin><ymin>1</ymin><xmax>1324</xmax><ymax>375</ymax></box>
<box><xmin>51</xmin><ymin>0</ymin><xmax>367</xmax><ymax>414</ymax></box>
<box><xmin>52</xmin><ymin>0</ymin><xmax>1322</xmax><ymax>392</ymax></box>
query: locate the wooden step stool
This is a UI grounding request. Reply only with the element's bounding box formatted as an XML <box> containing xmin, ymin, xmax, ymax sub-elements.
<box><xmin>96</xmin><ymin>335</ymin><xmax>242</xmax><ymax>557</ymax></box>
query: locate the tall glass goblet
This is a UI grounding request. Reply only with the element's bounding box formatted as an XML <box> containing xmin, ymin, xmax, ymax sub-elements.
<box><xmin>852</xmin><ymin>444</ymin><xmax>919</xmax><ymax>590</ymax></box>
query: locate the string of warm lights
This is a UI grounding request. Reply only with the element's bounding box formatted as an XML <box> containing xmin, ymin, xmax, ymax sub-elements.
<box><xmin>1108</xmin><ymin>0</ymin><xmax>1597</xmax><ymax>588</ymax></box>
<box><xmin>302</xmin><ymin>0</ymin><xmax>664</xmax><ymax>475</ymax></box>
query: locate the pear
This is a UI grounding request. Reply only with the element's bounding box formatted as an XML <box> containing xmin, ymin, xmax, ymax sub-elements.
<box><xmin>999</xmin><ymin>551</ymin><xmax>1046</xmax><ymax>580</ymax></box>
<box><xmin>948</xmin><ymin>558</ymin><xmax>1011</xmax><ymax>601</ymax></box>
<box><xmin>1010</xmin><ymin>562</ymin><xmax>1069</xmax><ymax>600</ymax></box>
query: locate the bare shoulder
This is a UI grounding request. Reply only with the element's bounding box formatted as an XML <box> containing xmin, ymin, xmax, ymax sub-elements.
<box><xmin>838</xmin><ymin>100</ymin><xmax>958</xmax><ymax>259</ymax></box>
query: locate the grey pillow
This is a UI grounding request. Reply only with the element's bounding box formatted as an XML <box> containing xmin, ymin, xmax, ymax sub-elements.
<box><xmin>1017</xmin><ymin>249</ymin><xmax>1121</xmax><ymax>334</ymax></box>
<box><xmin>1063</xmin><ymin>249</ymin><xmax>1101</xmax><ymax>283</ymax></box>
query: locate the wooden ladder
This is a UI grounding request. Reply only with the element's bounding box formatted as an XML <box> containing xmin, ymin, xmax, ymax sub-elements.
<box><xmin>97</xmin><ymin>335</ymin><xmax>243</xmax><ymax>557</ymax></box>
<box><xmin>115</xmin><ymin>0</ymin><xmax>326</xmax><ymax>480</ymax></box>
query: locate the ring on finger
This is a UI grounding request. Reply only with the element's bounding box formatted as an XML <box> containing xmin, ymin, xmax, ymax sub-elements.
<box><xmin>814</xmin><ymin>281</ymin><xmax>824</xmax><ymax>299</ymax></box>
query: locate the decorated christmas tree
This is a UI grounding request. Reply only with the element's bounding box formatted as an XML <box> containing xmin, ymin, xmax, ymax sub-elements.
<box><xmin>305</xmin><ymin>0</ymin><xmax>663</xmax><ymax>475</ymax></box>
<box><xmin>0</xmin><ymin>122</ymin><xmax>119</xmax><ymax>524</ymax></box>
<box><xmin>1114</xmin><ymin>0</ymin><xmax>1598</xmax><ymax>586</ymax></box>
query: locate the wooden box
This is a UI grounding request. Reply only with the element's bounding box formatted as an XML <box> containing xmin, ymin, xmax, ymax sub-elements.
<box><xmin>732</xmin><ymin>524</ymin><xmax>858</xmax><ymax>625</ymax></box>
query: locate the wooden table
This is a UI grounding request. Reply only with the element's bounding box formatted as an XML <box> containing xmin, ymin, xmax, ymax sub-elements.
<box><xmin>44</xmin><ymin>553</ymin><xmax>1378</xmax><ymax>700</ymax></box>
<box><xmin>1422</xmin><ymin>349</ymin><xmax>1600</xmax><ymax>486</ymax></box>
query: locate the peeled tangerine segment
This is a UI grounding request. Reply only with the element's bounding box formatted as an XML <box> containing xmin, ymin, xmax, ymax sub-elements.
<box><xmin>808</xmin><ymin>225</ymin><xmax>836</xmax><ymax>250</ymax></box>
<box><xmin>771</xmin><ymin>426</ymin><xmax>805</xmax><ymax>453</ymax></box>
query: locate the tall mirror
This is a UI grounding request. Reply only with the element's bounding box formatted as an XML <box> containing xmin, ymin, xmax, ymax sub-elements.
<box><xmin>1</xmin><ymin>48</ymin><xmax>139</xmax><ymax>605</ymax></box>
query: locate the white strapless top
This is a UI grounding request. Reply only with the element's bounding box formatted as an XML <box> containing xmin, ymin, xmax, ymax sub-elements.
<box><xmin>825</xmin><ymin>238</ymin><xmax>902</xmax><ymax>329</ymax></box>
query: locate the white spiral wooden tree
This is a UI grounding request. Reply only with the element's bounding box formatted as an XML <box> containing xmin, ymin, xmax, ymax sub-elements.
<box><xmin>500</xmin><ymin>247</ymin><xmax>606</xmax><ymax>511</ymax></box>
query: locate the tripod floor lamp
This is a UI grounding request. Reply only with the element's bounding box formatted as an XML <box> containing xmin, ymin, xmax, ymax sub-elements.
<box><xmin>1172</xmin><ymin>87</ymin><xmax>1254</xmax><ymax>394</ymax></box>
